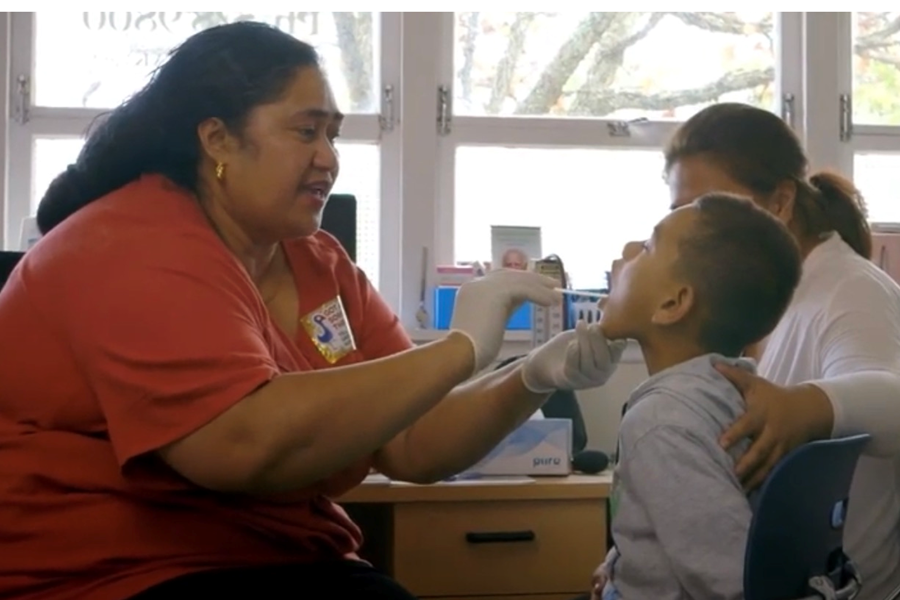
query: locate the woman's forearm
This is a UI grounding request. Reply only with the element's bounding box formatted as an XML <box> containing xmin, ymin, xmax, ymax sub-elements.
<box><xmin>810</xmin><ymin>370</ymin><xmax>900</xmax><ymax>456</ymax></box>
<box><xmin>159</xmin><ymin>332</ymin><xmax>476</xmax><ymax>493</ymax></box>
<box><xmin>373</xmin><ymin>359</ymin><xmax>551</xmax><ymax>483</ymax></box>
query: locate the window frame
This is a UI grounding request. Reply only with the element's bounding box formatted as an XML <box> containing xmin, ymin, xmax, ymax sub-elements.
<box><xmin>410</xmin><ymin>12</ymin><xmax>803</xmax><ymax>294</ymax></box>
<box><xmin>2</xmin><ymin>11</ymin><xmax>404</xmax><ymax>312</ymax></box>
<box><xmin>827</xmin><ymin>12</ymin><xmax>900</xmax><ymax>222</ymax></box>
<box><xmin>2</xmin><ymin>12</ymin><xmax>888</xmax><ymax>331</ymax></box>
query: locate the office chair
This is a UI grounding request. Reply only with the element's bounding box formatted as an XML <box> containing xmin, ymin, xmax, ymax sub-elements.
<box><xmin>744</xmin><ymin>433</ymin><xmax>870</xmax><ymax>600</ymax></box>
<box><xmin>569</xmin><ymin>434</ymin><xmax>870</xmax><ymax>600</ymax></box>
<box><xmin>321</xmin><ymin>193</ymin><xmax>357</xmax><ymax>263</ymax></box>
<box><xmin>0</xmin><ymin>251</ymin><xmax>24</xmax><ymax>290</ymax></box>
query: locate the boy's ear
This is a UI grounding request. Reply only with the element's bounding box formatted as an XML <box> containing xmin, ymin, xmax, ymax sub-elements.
<box><xmin>651</xmin><ymin>283</ymin><xmax>695</xmax><ymax>327</ymax></box>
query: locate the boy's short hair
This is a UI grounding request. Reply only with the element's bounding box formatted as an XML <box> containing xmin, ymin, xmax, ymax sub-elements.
<box><xmin>677</xmin><ymin>193</ymin><xmax>802</xmax><ymax>356</ymax></box>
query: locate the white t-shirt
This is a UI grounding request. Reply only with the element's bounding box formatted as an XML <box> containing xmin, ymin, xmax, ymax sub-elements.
<box><xmin>759</xmin><ymin>233</ymin><xmax>900</xmax><ymax>599</ymax></box>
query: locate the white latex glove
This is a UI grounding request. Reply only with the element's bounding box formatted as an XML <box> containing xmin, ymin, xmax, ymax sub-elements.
<box><xmin>521</xmin><ymin>320</ymin><xmax>627</xmax><ymax>393</ymax></box>
<box><xmin>450</xmin><ymin>269</ymin><xmax>561</xmax><ymax>374</ymax></box>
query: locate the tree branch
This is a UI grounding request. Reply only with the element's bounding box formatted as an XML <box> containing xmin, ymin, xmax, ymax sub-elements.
<box><xmin>856</xmin><ymin>13</ymin><xmax>900</xmax><ymax>50</ymax></box>
<box><xmin>332</xmin><ymin>12</ymin><xmax>373</xmax><ymax>112</ymax></box>
<box><xmin>486</xmin><ymin>13</ymin><xmax>537</xmax><ymax>114</ymax></box>
<box><xmin>669</xmin><ymin>12</ymin><xmax>771</xmax><ymax>35</ymax></box>
<box><xmin>456</xmin><ymin>12</ymin><xmax>480</xmax><ymax>105</ymax></box>
<box><xmin>514</xmin><ymin>13</ymin><xmax>618</xmax><ymax>115</ymax></box>
<box><xmin>567</xmin><ymin>66</ymin><xmax>774</xmax><ymax>116</ymax></box>
<box><xmin>570</xmin><ymin>13</ymin><xmax>665</xmax><ymax>115</ymax></box>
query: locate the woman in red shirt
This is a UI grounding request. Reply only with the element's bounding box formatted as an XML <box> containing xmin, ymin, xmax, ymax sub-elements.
<box><xmin>0</xmin><ymin>21</ymin><xmax>623</xmax><ymax>600</ymax></box>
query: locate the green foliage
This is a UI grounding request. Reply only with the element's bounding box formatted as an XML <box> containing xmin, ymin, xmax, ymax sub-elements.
<box><xmin>855</xmin><ymin>56</ymin><xmax>900</xmax><ymax>125</ymax></box>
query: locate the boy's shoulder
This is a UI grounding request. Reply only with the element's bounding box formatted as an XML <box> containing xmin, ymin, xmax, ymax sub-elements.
<box><xmin>620</xmin><ymin>354</ymin><xmax>753</xmax><ymax>446</ymax></box>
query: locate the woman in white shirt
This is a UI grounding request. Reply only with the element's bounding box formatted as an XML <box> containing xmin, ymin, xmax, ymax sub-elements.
<box><xmin>663</xmin><ymin>102</ymin><xmax>900</xmax><ymax>600</ymax></box>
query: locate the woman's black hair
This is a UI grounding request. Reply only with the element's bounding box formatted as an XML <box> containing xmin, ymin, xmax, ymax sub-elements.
<box><xmin>36</xmin><ymin>21</ymin><xmax>320</xmax><ymax>234</ymax></box>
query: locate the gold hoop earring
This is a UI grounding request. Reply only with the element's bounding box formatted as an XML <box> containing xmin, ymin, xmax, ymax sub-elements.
<box><xmin>215</xmin><ymin>162</ymin><xmax>226</xmax><ymax>181</ymax></box>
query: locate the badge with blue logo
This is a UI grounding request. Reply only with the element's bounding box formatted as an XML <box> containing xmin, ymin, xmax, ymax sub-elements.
<box><xmin>300</xmin><ymin>296</ymin><xmax>357</xmax><ymax>364</ymax></box>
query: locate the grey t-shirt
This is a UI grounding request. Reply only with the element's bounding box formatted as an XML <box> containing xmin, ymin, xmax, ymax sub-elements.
<box><xmin>604</xmin><ymin>354</ymin><xmax>754</xmax><ymax>600</ymax></box>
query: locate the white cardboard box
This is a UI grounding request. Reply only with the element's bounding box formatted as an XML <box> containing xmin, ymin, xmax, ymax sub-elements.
<box><xmin>462</xmin><ymin>418</ymin><xmax>572</xmax><ymax>477</ymax></box>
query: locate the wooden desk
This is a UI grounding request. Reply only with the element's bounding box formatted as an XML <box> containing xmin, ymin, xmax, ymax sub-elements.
<box><xmin>339</xmin><ymin>474</ymin><xmax>611</xmax><ymax>600</ymax></box>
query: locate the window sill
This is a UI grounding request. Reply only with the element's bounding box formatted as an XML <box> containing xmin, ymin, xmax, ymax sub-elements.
<box><xmin>406</xmin><ymin>328</ymin><xmax>645</xmax><ymax>364</ymax></box>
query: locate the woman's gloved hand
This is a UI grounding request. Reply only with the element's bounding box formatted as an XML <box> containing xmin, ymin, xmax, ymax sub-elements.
<box><xmin>450</xmin><ymin>269</ymin><xmax>561</xmax><ymax>374</ymax></box>
<box><xmin>521</xmin><ymin>320</ymin><xmax>627</xmax><ymax>393</ymax></box>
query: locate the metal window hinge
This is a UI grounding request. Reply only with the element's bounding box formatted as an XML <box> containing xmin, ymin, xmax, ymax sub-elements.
<box><xmin>839</xmin><ymin>93</ymin><xmax>853</xmax><ymax>142</ymax></box>
<box><xmin>13</xmin><ymin>74</ymin><xmax>30</xmax><ymax>124</ymax></box>
<box><xmin>437</xmin><ymin>85</ymin><xmax>452</xmax><ymax>136</ymax></box>
<box><xmin>781</xmin><ymin>93</ymin><xmax>795</xmax><ymax>129</ymax></box>
<box><xmin>379</xmin><ymin>84</ymin><xmax>395</xmax><ymax>133</ymax></box>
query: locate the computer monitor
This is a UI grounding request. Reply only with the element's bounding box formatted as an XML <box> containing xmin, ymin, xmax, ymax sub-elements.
<box><xmin>321</xmin><ymin>193</ymin><xmax>357</xmax><ymax>263</ymax></box>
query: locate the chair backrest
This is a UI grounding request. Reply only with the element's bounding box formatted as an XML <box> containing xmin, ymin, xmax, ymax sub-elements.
<box><xmin>0</xmin><ymin>251</ymin><xmax>24</xmax><ymax>290</ymax></box>
<box><xmin>743</xmin><ymin>433</ymin><xmax>870</xmax><ymax>600</ymax></box>
<box><xmin>321</xmin><ymin>193</ymin><xmax>357</xmax><ymax>263</ymax></box>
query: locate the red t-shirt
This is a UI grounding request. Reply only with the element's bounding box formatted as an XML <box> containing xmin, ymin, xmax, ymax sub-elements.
<box><xmin>0</xmin><ymin>175</ymin><xmax>413</xmax><ymax>600</ymax></box>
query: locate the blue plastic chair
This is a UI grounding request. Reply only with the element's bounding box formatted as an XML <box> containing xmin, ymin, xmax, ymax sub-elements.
<box><xmin>744</xmin><ymin>434</ymin><xmax>871</xmax><ymax>600</ymax></box>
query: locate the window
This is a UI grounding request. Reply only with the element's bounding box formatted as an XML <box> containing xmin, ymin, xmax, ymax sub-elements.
<box><xmin>438</xmin><ymin>12</ymin><xmax>782</xmax><ymax>288</ymax></box>
<box><xmin>2</xmin><ymin>13</ymin><xmax>895</xmax><ymax>328</ymax></box>
<box><xmin>455</xmin><ymin>147</ymin><xmax>668</xmax><ymax>289</ymax></box>
<box><xmin>7</xmin><ymin>11</ymin><xmax>392</xmax><ymax>293</ymax></box>
<box><xmin>33</xmin><ymin>12</ymin><xmax>378</xmax><ymax>113</ymax></box>
<box><xmin>846</xmin><ymin>12</ymin><xmax>900</xmax><ymax>222</ymax></box>
<box><xmin>854</xmin><ymin>153</ymin><xmax>900</xmax><ymax>222</ymax></box>
<box><xmin>852</xmin><ymin>12</ymin><xmax>900</xmax><ymax>127</ymax></box>
<box><xmin>454</xmin><ymin>12</ymin><xmax>777</xmax><ymax>120</ymax></box>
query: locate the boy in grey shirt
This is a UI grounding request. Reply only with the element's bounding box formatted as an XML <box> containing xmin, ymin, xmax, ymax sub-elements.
<box><xmin>593</xmin><ymin>194</ymin><xmax>803</xmax><ymax>600</ymax></box>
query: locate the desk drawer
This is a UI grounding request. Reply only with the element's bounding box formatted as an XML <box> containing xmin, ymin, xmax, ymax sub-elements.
<box><xmin>392</xmin><ymin>499</ymin><xmax>605</xmax><ymax>597</ymax></box>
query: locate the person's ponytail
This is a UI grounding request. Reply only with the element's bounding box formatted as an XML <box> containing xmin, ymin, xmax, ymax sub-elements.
<box><xmin>35</xmin><ymin>105</ymin><xmax>158</xmax><ymax>234</ymax></box>
<box><xmin>806</xmin><ymin>171</ymin><xmax>872</xmax><ymax>260</ymax></box>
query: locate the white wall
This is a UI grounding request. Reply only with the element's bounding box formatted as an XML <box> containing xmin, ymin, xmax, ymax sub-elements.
<box><xmin>576</xmin><ymin>361</ymin><xmax>647</xmax><ymax>455</ymax></box>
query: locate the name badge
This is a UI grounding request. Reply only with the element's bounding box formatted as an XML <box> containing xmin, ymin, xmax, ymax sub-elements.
<box><xmin>300</xmin><ymin>296</ymin><xmax>357</xmax><ymax>364</ymax></box>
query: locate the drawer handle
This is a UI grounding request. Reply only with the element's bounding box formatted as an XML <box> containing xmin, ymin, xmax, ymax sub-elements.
<box><xmin>465</xmin><ymin>530</ymin><xmax>536</xmax><ymax>544</ymax></box>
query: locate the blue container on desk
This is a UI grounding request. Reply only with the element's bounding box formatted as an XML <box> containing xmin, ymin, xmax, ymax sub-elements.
<box><xmin>566</xmin><ymin>288</ymin><xmax>606</xmax><ymax>329</ymax></box>
<box><xmin>433</xmin><ymin>286</ymin><xmax>532</xmax><ymax>330</ymax></box>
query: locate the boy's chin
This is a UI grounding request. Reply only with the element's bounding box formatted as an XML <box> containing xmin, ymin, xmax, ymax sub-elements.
<box><xmin>597</xmin><ymin>314</ymin><xmax>630</xmax><ymax>342</ymax></box>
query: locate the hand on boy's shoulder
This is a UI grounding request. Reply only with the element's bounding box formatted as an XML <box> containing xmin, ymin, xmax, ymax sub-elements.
<box><xmin>620</xmin><ymin>355</ymin><xmax>757</xmax><ymax>450</ymax></box>
<box><xmin>708</xmin><ymin>353</ymin><xmax>757</xmax><ymax>375</ymax></box>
